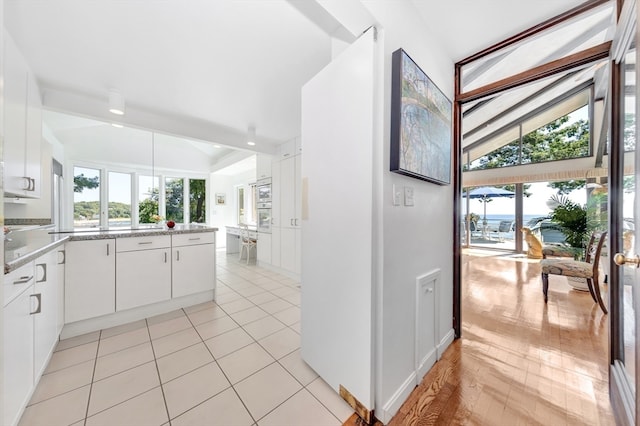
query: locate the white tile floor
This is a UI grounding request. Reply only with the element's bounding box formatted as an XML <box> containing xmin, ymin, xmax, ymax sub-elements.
<box><xmin>19</xmin><ymin>251</ymin><xmax>354</xmax><ymax>426</ymax></box>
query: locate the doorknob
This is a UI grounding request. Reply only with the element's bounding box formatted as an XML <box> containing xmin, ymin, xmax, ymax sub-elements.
<box><xmin>614</xmin><ymin>253</ymin><xmax>640</xmax><ymax>268</ymax></box>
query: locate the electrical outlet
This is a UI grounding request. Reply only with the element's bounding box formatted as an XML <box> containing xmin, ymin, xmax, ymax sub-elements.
<box><xmin>404</xmin><ymin>186</ymin><xmax>414</xmax><ymax>206</ymax></box>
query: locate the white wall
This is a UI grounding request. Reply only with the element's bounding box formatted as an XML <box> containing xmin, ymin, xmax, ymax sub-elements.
<box><xmin>209</xmin><ymin>169</ymin><xmax>256</xmax><ymax>247</ymax></box>
<box><xmin>361</xmin><ymin>1</ymin><xmax>456</xmax><ymax>422</ymax></box>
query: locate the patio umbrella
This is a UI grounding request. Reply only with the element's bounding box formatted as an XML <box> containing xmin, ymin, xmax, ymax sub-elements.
<box><xmin>464</xmin><ymin>186</ymin><xmax>515</xmax><ymax>224</ymax></box>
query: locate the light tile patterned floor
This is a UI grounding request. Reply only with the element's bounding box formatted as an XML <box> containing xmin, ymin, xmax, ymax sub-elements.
<box><xmin>19</xmin><ymin>251</ymin><xmax>353</xmax><ymax>426</ymax></box>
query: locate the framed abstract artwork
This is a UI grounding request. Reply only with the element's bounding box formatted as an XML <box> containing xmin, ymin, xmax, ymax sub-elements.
<box><xmin>390</xmin><ymin>48</ymin><xmax>452</xmax><ymax>185</ymax></box>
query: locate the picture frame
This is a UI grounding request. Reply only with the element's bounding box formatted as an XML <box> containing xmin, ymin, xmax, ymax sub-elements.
<box><xmin>390</xmin><ymin>48</ymin><xmax>452</xmax><ymax>185</ymax></box>
<box><xmin>215</xmin><ymin>193</ymin><xmax>226</xmax><ymax>205</ymax></box>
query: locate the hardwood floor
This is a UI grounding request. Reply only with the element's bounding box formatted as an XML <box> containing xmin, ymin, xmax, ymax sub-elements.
<box><xmin>345</xmin><ymin>249</ymin><xmax>615</xmax><ymax>425</ymax></box>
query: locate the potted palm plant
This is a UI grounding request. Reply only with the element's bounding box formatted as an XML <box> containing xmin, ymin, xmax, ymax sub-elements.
<box><xmin>548</xmin><ymin>193</ymin><xmax>606</xmax><ymax>290</ymax></box>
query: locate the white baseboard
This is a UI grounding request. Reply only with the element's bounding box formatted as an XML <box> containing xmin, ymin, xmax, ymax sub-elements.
<box><xmin>60</xmin><ymin>291</ymin><xmax>214</xmax><ymax>339</ymax></box>
<box><xmin>437</xmin><ymin>328</ymin><xmax>455</xmax><ymax>359</ymax></box>
<box><xmin>379</xmin><ymin>371</ymin><xmax>417</xmax><ymax>425</ymax></box>
<box><xmin>416</xmin><ymin>348</ymin><xmax>437</xmax><ymax>383</ymax></box>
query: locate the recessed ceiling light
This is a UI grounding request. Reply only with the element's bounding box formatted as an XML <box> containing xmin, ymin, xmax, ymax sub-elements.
<box><xmin>108</xmin><ymin>89</ymin><xmax>125</xmax><ymax>115</ymax></box>
<box><xmin>111</xmin><ymin>123</ymin><xmax>123</xmax><ymax>128</ymax></box>
<box><xmin>214</xmin><ymin>144</ymin><xmax>221</xmax><ymax>148</ymax></box>
<box><xmin>247</xmin><ymin>125</ymin><xmax>256</xmax><ymax>146</ymax></box>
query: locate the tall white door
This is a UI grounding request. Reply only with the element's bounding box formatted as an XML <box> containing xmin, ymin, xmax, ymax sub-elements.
<box><xmin>301</xmin><ymin>29</ymin><xmax>376</xmax><ymax>411</ymax></box>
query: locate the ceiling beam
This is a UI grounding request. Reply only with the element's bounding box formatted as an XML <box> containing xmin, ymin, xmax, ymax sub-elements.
<box><xmin>41</xmin><ymin>86</ymin><xmax>280</xmax><ymax>155</ymax></box>
<box><xmin>457</xmin><ymin>0</ymin><xmax>611</xmax><ymax>66</ymax></box>
<box><xmin>462</xmin><ymin>71</ymin><xmax>580</xmax><ymax>139</ymax></box>
<box><xmin>456</xmin><ymin>41</ymin><xmax>611</xmax><ymax>104</ymax></box>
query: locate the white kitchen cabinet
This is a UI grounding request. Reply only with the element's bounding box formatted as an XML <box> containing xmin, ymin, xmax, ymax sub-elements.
<box><xmin>65</xmin><ymin>239</ymin><xmax>116</xmax><ymax>323</ymax></box>
<box><xmin>56</xmin><ymin>249</ymin><xmax>65</xmax><ymax>335</ymax></box>
<box><xmin>3</xmin><ymin>30</ymin><xmax>41</xmax><ymax>198</ymax></box>
<box><xmin>116</xmin><ymin>236</ymin><xmax>172</xmax><ymax>311</ymax></box>
<box><xmin>34</xmin><ymin>250</ymin><xmax>61</xmax><ymax>378</ymax></box>
<box><xmin>274</xmin><ymin>153</ymin><xmax>302</xmax><ymax>275</ymax></box>
<box><xmin>272</xmin><ymin>159</ymin><xmax>282</xmax><ymax>227</ymax></box>
<box><xmin>280</xmin><ymin>228</ymin><xmax>302</xmax><ymax>274</ymax></box>
<box><xmin>25</xmin><ymin>71</ymin><xmax>43</xmax><ymax>198</ymax></box>
<box><xmin>256</xmin><ymin>153</ymin><xmax>273</xmax><ymax>180</ymax></box>
<box><xmin>172</xmin><ymin>233</ymin><xmax>216</xmax><ymax>298</ymax></box>
<box><xmin>280</xmin><ymin>154</ymin><xmax>302</xmax><ymax>229</ymax></box>
<box><xmin>271</xmin><ymin>226</ymin><xmax>281</xmax><ymax>268</ymax></box>
<box><xmin>3</xmin><ymin>282</ymin><xmax>35</xmax><ymax>426</ymax></box>
<box><xmin>4</xmin><ymin>258</ymin><xmax>36</xmax><ymax>306</ymax></box>
<box><xmin>263</xmin><ymin>139</ymin><xmax>302</xmax><ymax>276</ymax></box>
<box><xmin>257</xmin><ymin>232</ymin><xmax>271</xmax><ymax>265</ymax></box>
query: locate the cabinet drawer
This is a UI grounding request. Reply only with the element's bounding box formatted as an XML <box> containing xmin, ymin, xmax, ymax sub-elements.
<box><xmin>116</xmin><ymin>235</ymin><xmax>171</xmax><ymax>252</ymax></box>
<box><xmin>4</xmin><ymin>261</ymin><xmax>35</xmax><ymax>306</ymax></box>
<box><xmin>172</xmin><ymin>232</ymin><xmax>215</xmax><ymax>247</ymax></box>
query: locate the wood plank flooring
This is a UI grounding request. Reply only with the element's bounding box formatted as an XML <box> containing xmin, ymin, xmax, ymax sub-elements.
<box><xmin>344</xmin><ymin>249</ymin><xmax>615</xmax><ymax>425</ymax></box>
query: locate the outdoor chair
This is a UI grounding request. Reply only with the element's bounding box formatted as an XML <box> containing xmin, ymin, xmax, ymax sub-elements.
<box><xmin>540</xmin><ymin>231</ymin><xmax>608</xmax><ymax>314</ymax></box>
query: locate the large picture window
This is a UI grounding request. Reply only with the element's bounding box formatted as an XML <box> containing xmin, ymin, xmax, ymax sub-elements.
<box><xmin>73</xmin><ymin>166</ymin><xmax>101</xmax><ymax>228</ymax></box>
<box><xmin>466</xmin><ymin>97</ymin><xmax>591</xmax><ymax>171</ymax></box>
<box><xmin>71</xmin><ymin>164</ymin><xmax>206</xmax><ymax>229</ymax></box>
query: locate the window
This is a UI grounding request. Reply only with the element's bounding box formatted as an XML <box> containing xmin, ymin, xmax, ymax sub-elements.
<box><xmin>139</xmin><ymin>175</ymin><xmax>159</xmax><ymax>223</ymax></box>
<box><xmin>467</xmin><ymin>105</ymin><xmax>590</xmax><ymax>170</ymax></box>
<box><xmin>237</xmin><ymin>187</ymin><xmax>245</xmax><ymax>224</ymax></box>
<box><xmin>165</xmin><ymin>177</ymin><xmax>184</xmax><ymax>223</ymax></box>
<box><xmin>108</xmin><ymin>172</ymin><xmax>131</xmax><ymax>228</ymax></box>
<box><xmin>73</xmin><ymin>166</ymin><xmax>100</xmax><ymax>228</ymax></box>
<box><xmin>72</xmin><ymin>164</ymin><xmax>207</xmax><ymax>228</ymax></box>
<box><xmin>189</xmin><ymin>179</ymin><xmax>206</xmax><ymax>223</ymax></box>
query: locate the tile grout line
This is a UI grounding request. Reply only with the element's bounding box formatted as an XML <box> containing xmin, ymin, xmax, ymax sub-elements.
<box><xmin>83</xmin><ymin>329</ymin><xmax>102</xmax><ymax>426</ymax></box>
<box><xmin>145</xmin><ymin>316</ymin><xmax>173</xmax><ymax>425</ymax></box>
<box><xmin>185</xmin><ymin>303</ymin><xmax>260</xmax><ymax>425</ymax></box>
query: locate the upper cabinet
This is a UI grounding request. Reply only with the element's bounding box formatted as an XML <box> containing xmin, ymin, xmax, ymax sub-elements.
<box><xmin>256</xmin><ymin>153</ymin><xmax>272</xmax><ymax>180</ymax></box>
<box><xmin>4</xmin><ymin>31</ymin><xmax>42</xmax><ymax>198</ymax></box>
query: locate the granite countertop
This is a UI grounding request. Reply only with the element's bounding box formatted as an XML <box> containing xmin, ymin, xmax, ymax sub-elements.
<box><xmin>5</xmin><ymin>228</ymin><xmax>69</xmax><ymax>274</ymax></box>
<box><xmin>5</xmin><ymin>225</ymin><xmax>218</xmax><ymax>274</ymax></box>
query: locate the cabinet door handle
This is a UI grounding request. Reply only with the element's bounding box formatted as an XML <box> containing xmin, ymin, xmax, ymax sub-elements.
<box><xmin>21</xmin><ymin>177</ymin><xmax>31</xmax><ymax>190</ymax></box>
<box><xmin>30</xmin><ymin>178</ymin><xmax>36</xmax><ymax>192</ymax></box>
<box><xmin>30</xmin><ymin>293</ymin><xmax>42</xmax><ymax>315</ymax></box>
<box><xmin>176</xmin><ymin>250</ymin><xmax>180</xmax><ymax>261</ymax></box>
<box><xmin>290</xmin><ymin>219</ymin><xmax>294</xmax><ymax>226</ymax></box>
<box><xmin>295</xmin><ymin>219</ymin><xmax>299</xmax><ymax>226</ymax></box>
<box><xmin>58</xmin><ymin>250</ymin><xmax>66</xmax><ymax>265</ymax></box>
<box><xmin>36</xmin><ymin>263</ymin><xmax>47</xmax><ymax>283</ymax></box>
<box><xmin>188</xmin><ymin>237</ymin><xmax>200</xmax><ymax>241</ymax></box>
<box><xmin>164</xmin><ymin>252</ymin><xmax>167</xmax><ymax>263</ymax></box>
<box><xmin>138</xmin><ymin>241</ymin><xmax>153</xmax><ymax>245</ymax></box>
<box><xmin>107</xmin><ymin>243</ymin><xmax>110</xmax><ymax>256</ymax></box>
<box><xmin>14</xmin><ymin>275</ymin><xmax>34</xmax><ymax>285</ymax></box>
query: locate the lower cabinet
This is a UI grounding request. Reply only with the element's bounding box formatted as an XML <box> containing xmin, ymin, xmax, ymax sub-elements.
<box><xmin>64</xmin><ymin>232</ymin><xmax>216</xmax><ymax>321</ymax></box>
<box><xmin>116</xmin><ymin>236</ymin><xmax>172</xmax><ymax>311</ymax></box>
<box><xmin>3</xmin><ymin>280</ymin><xmax>35</xmax><ymax>426</ymax></box>
<box><xmin>257</xmin><ymin>232</ymin><xmax>271</xmax><ymax>265</ymax></box>
<box><xmin>34</xmin><ymin>250</ymin><xmax>61</xmax><ymax>378</ymax></box>
<box><xmin>4</xmin><ymin>250</ymin><xmax>62</xmax><ymax>426</ymax></box>
<box><xmin>65</xmin><ymin>239</ymin><xmax>115</xmax><ymax>323</ymax></box>
<box><xmin>172</xmin><ymin>233</ymin><xmax>216</xmax><ymax>298</ymax></box>
<box><xmin>280</xmin><ymin>227</ymin><xmax>301</xmax><ymax>275</ymax></box>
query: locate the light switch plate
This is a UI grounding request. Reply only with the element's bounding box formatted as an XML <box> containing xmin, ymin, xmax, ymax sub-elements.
<box><xmin>404</xmin><ymin>186</ymin><xmax>414</xmax><ymax>206</ymax></box>
<box><xmin>392</xmin><ymin>184</ymin><xmax>401</xmax><ymax>206</ymax></box>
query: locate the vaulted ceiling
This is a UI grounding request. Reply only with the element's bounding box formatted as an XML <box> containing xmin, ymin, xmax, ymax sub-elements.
<box><xmin>5</xmin><ymin>0</ymin><xmax>601</xmax><ymax>168</ymax></box>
